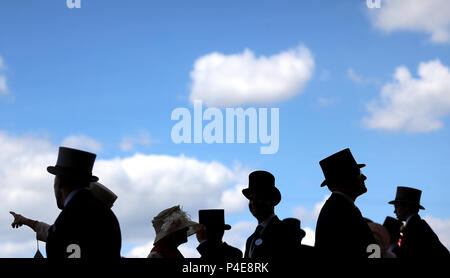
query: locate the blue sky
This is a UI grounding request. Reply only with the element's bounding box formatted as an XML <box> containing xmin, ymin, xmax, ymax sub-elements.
<box><xmin>1</xmin><ymin>0</ymin><xmax>449</xmax><ymax>257</ymax></box>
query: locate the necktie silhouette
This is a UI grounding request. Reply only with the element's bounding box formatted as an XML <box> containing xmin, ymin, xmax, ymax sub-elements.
<box><xmin>249</xmin><ymin>225</ymin><xmax>264</xmax><ymax>258</ymax></box>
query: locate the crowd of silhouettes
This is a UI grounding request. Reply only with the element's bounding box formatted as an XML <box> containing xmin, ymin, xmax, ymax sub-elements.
<box><xmin>9</xmin><ymin>147</ymin><xmax>450</xmax><ymax>259</ymax></box>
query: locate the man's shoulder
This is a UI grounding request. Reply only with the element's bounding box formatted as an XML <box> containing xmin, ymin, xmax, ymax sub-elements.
<box><xmin>407</xmin><ymin>215</ymin><xmax>436</xmax><ymax>235</ymax></box>
<box><xmin>62</xmin><ymin>189</ymin><xmax>117</xmax><ymax>225</ymax></box>
<box><xmin>319</xmin><ymin>194</ymin><xmax>351</xmax><ymax>214</ymax></box>
<box><xmin>222</xmin><ymin>242</ymin><xmax>242</xmax><ymax>253</ymax></box>
<box><xmin>67</xmin><ymin>189</ymin><xmax>111</xmax><ymax>212</ymax></box>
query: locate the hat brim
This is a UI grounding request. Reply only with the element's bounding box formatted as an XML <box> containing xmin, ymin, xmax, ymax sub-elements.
<box><xmin>299</xmin><ymin>228</ymin><xmax>306</xmax><ymax>240</ymax></box>
<box><xmin>200</xmin><ymin>223</ymin><xmax>232</xmax><ymax>230</ymax></box>
<box><xmin>154</xmin><ymin>221</ymin><xmax>202</xmax><ymax>244</ymax></box>
<box><xmin>242</xmin><ymin>187</ymin><xmax>281</xmax><ymax>206</ymax></box>
<box><xmin>388</xmin><ymin>200</ymin><xmax>425</xmax><ymax>210</ymax></box>
<box><xmin>320</xmin><ymin>164</ymin><xmax>366</xmax><ymax>187</ymax></box>
<box><xmin>47</xmin><ymin>166</ymin><xmax>99</xmax><ymax>182</ymax></box>
<box><xmin>186</xmin><ymin>222</ymin><xmax>203</xmax><ymax>237</ymax></box>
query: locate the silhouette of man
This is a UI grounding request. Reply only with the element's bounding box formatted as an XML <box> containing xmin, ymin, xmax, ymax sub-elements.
<box><xmin>45</xmin><ymin>147</ymin><xmax>122</xmax><ymax>259</ymax></box>
<box><xmin>315</xmin><ymin>148</ymin><xmax>376</xmax><ymax>258</ymax></box>
<box><xmin>243</xmin><ymin>170</ymin><xmax>306</xmax><ymax>259</ymax></box>
<box><xmin>196</xmin><ymin>209</ymin><xmax>242</xmax><ymax>259</ymax></box>
<box><xmin>10</xmin><ymin>181</ymin><xmax>118</xmax><ymax>243</ymax></box>
<box><xmin>389</xmin><ymin>186</ymin><xmax>449</xmax><ymax>258</ymax></box>
<box><xmin>382</xmin><ymin>216</ymin><xmax>402</xmax><ymax>253</ymax></box>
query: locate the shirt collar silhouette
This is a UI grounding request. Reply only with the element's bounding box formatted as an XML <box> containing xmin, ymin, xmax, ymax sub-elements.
<box><xmin>63</xmin><ymin>188</ymin><xmax>85</xmax><ymax>208</ymax></box>
<box><xmin>332</xmin><ymin>191</ymin><xmax>355</xmax><ymax>205</ymax></box>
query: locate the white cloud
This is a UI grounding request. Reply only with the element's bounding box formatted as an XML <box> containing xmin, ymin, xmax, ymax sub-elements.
<box><xmin>94</xmin><ymin>153</ymin><xmax>248</xmax><ymax>243</ymax></box>
<box><xmin>363</xmin><ymin>60</ymin><xmax>450</xmax><ymax>132</ymax></box>
<box><xmin>0</xmin><ymin>76</ymin><xmax>7</xmax><ymax>96</ymax></box>
<box><xmin>0</xmin><ymin>240</ymin><xmax>37</xmax><ymax>258</ymax></box>
<box><xmin>0</xmin><ymin>132</ymin><xmax>58</xmax><ymax>258</ymax></box>
<box><xmin>348</xmin><ymin>68</ymin><xmax>381</xmax><ymax>86</ymax></box>
<box><xmin>223</xmin><ymin>220</ymin><xmax>255</xmax><ymax>253</ymax></box>
<box><xmin>120</xmin><ymin>131</ymin><xmax>152</xmax><ymax>151</ymax></box>
<box><xmin>319</xmin><ymin>69</ymin><xmax>330</xmax><ymax>82</ymax></box>
<box><xmin>318</xmin><ymin>97</ymin><xmax>338</xmax><ymax>106</ymax></box>
<box><xmin>121</xmin><ymin>210</ymin><xmax>253</xmax><ymax>258</ymax></box>
<box><xmin>0</xmin><ymin>56</ymin><xmax>8</xmax><ymax>96</ymax></box>
<box><xmin>217</xmin><ymin>184</ymin><xmax>247</xmax><ymax>213</ymax></box>
<box><xmin>125</xmin><ymin>241</ymin><xmax>153</xmax><ymax>258</ymax></box>
<box><xmin>293</xmin><ymin>195</ymin><xmax>329</xmax><ymax>225</ymax></box>
<box><xmin>348</xmin><ymin>68</ymin><xmax>364</xmax><ymax>84</ymax></box>
<box><xmin>62</xmin><ymin>134</ymin><xmax>103</xmax><ymax>153</ymax></box>
<box><xmin>125</xmin><ymin>238</ymin><xmax>201</xmax><ymax>258</ymax></box>
<box><xmin>0</xmin><ymin>131</ymin><xmax>249</xmax><ymax>257</ymax></box>
<box><xmin>189</xmin><ymin>44</ymin><xmax>315</xmax><ymax>106</ymax></box>
<box><xmin>368</xmin><ymin>0</ymin><xmax>450</xmax><ymax>43</ymax></box>
<box><xmin>292</xmin><ymin>195</ymin><xmax>329</xmax><ymax>247</ymax></box>
<box><xmin>302</xmin><ymin>227</ymin><xmax>315</xmax><ymax>247</ymax></box>
<box><xmin>423</xmin><ymin>215</ymin><xmax>450</xmax><ymax>250</ymax></box>
<box><xmin>179</xmin><ymin>240</ymin><xmax>201</xmax><ymax>258</ymax></box>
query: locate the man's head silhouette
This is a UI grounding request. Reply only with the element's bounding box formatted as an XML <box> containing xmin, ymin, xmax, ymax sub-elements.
<box><xmin>242</xmin><ymin>171</ymin><xmax>281</xmax><ymax>222</ymax></box>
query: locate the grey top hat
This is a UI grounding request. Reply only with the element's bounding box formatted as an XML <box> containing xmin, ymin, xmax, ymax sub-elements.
<box><xmin>242</xmin><ymin>170</ymin><xmax>281</xmax><ymax>206</ymax></box>
<box><xmin>89</xmin><ymin>182</ymin><xmax>117</xmax><ymax>208</ymax></box>
<box><xmin>319</xmin><ymin>148</ymin><xmax>365</xmax><ymax>187</ymax></box>
<box><xmin>199</xmin><ymin>209</ymin><xmax>231</xmax><ymax>230</ymax></box>
<box><xmin>47</xmin><ymin>147</ymin><xmax>99</xmax><ymax>182</ymax></box>
<box><xmin>388</xmin><ymin>186</ymin><xmax>425</xmax><ymax>210</ymax></box>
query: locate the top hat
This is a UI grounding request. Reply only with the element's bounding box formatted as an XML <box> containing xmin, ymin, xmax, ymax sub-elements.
<box><xmin>388</xmin><ymin>186</ymin><xmax>425</xmax><ymax>210</ymax></box>
<box><xmin>368</xmin><ymin>222</ymin><xmax>391</xmax><ymax>251</ymax></box>
<box><xmin>319</xmin><ymin>148</ymin><xmax>365</xmax><ymax>187</ymax></box>
<box><xmin>89</xmin><ymin>182</ymin><xmax>117</xmax><ymax>208</ymax></box>
<box><xmin>282</xmin><ymin>218</ymin><xmax>306</xmax><ymax>241</ymax></box>
<box><xmin>242</xmin><ymin>170</ymin><xmax>281</xmax><ymax>206</ymax></box>
<box><xmin>152</xmin><ymin>205</ymin><xmax>202</xmax><ymax>244</ymax></box>
<box><xmin>198</xmin><ymin>209</ymin><xmax>231</xmax><ymax>230</ymax></box>
<box><xmin>47</xmin><ymin>147</ymin><xmax>99</xmax><ymax>182</ymax></box>
<box><xmin>382</xmin><ymin>216</ymin><xmax>402</xmax><ymax>239</ymax></box>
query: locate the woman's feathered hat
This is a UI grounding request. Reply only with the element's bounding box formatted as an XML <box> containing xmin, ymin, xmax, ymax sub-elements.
<box><xmin>152</xmin><ymin>205</ymin><xmax>201</xmax><ymax>244</ymax></box>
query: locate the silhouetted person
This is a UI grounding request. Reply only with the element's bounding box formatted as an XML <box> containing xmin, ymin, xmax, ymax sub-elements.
<box><xmin>367</xmin><ymin>221</ymin><xmax>396</xmax><ymax>258</ymax></box>
<box><xmin>382</xmin><ymin>216</ymin><xmax>402</xmax><ymax>252</ymax></box>
<box><xmin>10</xmin><ymin>181</ymin><xmax>118</xmax><ymax>244</ymax></box>
<box><xmin>243</xmin><ymin>170</ymin><xmax>307</xmax><ymax>259</ymax></box>
<box><xmin>149</xmin><ymin>205</ymin><xmax>201</xmax><ymax>258</ymax></box>
<box><xmin>389</xmin><ymin>186</ymin><xmax>449</xmax><ymax>258</ymax></box>
<box><xmin>315</xmin><ymin>148</ymin><xmax>376</xmax><ymax>258</ymax></box>
<box><xmin>45</xmin><ymin>147</ymin><xmax>122</xmax><ymax>259</ymax></box>
<box><xmin>196</xmin><ymin>209</ymin><xmax>242</xmax><ymax>259</ymax></box>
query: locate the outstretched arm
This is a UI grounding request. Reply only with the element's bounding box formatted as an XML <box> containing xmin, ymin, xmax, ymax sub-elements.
<box><xmin>10</xmin><ymin>211</ymin><xmax>38</xmax><ymax>231</ymax></box>
<box><xmin>10</xmin><ymin>211</ymin><xmax>51</xmax><ymax>242</ymax></box>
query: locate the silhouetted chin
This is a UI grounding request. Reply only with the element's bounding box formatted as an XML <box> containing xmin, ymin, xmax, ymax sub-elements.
<box><xmin>362</xmin><ymin>186</ymin><xmax>367</xmax><ymax>194</ymax></box>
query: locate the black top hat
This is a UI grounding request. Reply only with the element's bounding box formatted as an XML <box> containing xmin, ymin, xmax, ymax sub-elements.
<box><xmin>47</xmin><ymin>147</ymin><xmax>99</xmax><ymax>182</ymax></box>
<box><xmin>319</xmin><ymin>148</ymin><xmax>365</xmax><ymax>187</ymax></box>
<box><xmin>242</xmin><ymin>170</ymin><xmax>281</xmax><ymax>206</ymax></box>
<box><xmin>388</xmin><ymin>186</ymin><xmax>425</xmax><ymax>210</ymax></box>
<box><xmin>382</xmin><ymin>216</ymin><xmax>402</xmax><ymax>236</ymax></box>
<box><xmin>198</xmin><ymin>209</ymin><xmax>231</xmax><ymax>230</ymax></box>
<box><xmin>283</xmin><ymin>218</ymin><xmax>306</xmax><ymax>240</ymax></box>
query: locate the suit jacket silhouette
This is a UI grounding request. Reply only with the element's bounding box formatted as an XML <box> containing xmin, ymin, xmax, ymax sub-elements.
<box><xmin>244</xmin><ymin>216</ymin><xmax>303</xmax><ymax>259</ymax></box>
<box><xmin>46</xmin><ymin>189</ymin><xmax>122</xmax><ymax>259</ymax></box>
<box><xmin>197</xmin><ymin>240</ymin><xmax>243</xmax><ymax>259</ymax></box>
<box><xmin>315</xmin><ymin>193</ymin><xmax>376</xmax><ymax>258</ymax></box>
<box><xmin>394</xmin><ymin>214</ymin><xmax>449</xmax><ymax>258</ymax></box>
